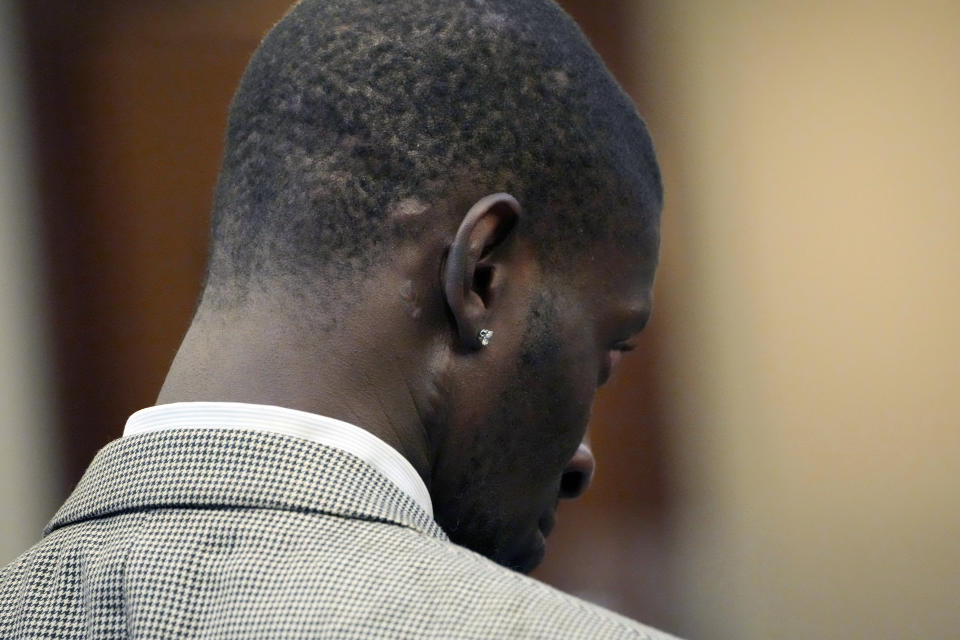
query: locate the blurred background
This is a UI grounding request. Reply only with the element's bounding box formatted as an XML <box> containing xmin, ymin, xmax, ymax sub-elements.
<box><xmin>1</xmin><ymin>1</ymin><xmax>958</xmax><ymax>638</ymax></box>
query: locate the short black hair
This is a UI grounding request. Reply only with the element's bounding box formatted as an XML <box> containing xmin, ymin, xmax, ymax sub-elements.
<box><xmin>205</xmin><ymin>0</ymin><xmax>662</xmax><ymax>305</ymax></box>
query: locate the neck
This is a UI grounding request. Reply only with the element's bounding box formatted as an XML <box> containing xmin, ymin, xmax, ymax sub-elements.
<box><xmin>158</xmin><ymin>301</ymin><xmax>437</xmax><ymax>486</ymax></box>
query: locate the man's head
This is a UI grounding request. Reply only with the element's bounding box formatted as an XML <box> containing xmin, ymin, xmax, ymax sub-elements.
<box><xmin>165</xmin><ymin>0</ymin><xmax>662</xmax><ymax>573</ymax></box>
<box><xmin>204</xmin><ymin>0</ymin><xmax>660</xmax><ymax>310</ymax></box>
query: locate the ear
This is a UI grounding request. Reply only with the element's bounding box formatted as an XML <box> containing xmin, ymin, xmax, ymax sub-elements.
<box><xmin>443</xmin><ymin>193</ymin><xmax>522</xmax><ymax>350</ymax></box>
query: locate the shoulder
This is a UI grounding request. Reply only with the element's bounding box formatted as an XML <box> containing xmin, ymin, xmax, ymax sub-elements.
<box><xmin>3</xmin><ymin>506</ymin><xmax>684</xmax><ymax>639</ymax></box>
<box><xmin>198</xmin><ymin>509</ymin><xmax>681</xmax><ymax>639</ymax></box>
<box><xmin>374</xmin><ymin>524</ymin><xmax>680</xmax><ymax>639</ymax></box>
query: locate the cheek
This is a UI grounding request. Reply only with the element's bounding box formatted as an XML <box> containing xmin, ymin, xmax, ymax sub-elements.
<box><xmin>532</xmin><ymin>358</ymin><xmax>597</xmax><ymax>458</ymax></box>
<box><xmin>497</xmin><ymin>360</ymin><xmax>590</xmax><ymax>481</ymax></box>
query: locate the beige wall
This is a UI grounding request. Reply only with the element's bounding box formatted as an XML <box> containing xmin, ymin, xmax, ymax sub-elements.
<box><xmin>0</xmin><ymin>1</ymin><xmax>59</xmax><ymax>564</ymax></box>
<box><xmin>636</xmin><ymin>1</ymin><xmax>960</xmax><ymax>638</ymax></box>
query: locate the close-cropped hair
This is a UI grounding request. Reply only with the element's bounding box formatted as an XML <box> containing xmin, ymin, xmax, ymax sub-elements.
<box><xmin>205</xmin><ymin>0</ymin><xmax>662</xmax><ymax>304</ymax></box>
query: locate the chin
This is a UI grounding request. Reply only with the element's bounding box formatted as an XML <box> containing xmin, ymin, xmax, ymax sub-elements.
<box><xmin>503</xmin><ymin>529</ymin><xmax>547</xmax><ymax>574</ymax></box>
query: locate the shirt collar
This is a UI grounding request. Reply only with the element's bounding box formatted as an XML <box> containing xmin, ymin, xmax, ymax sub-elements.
<box><xmin>124</xmin><ymin>401</ymin><xmax>433</xmax><ymax>517</ymax></box>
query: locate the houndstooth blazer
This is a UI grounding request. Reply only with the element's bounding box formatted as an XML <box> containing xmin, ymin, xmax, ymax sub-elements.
<box><xmin>0</xmin><ymin>428</ymin><xmax>679</xmax><ymax>639</ymax></box>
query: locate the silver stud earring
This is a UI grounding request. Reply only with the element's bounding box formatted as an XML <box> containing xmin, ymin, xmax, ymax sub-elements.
<box><xmin>477</xmin><ymin>328</ymin><xmax>494</xmax><ymax>347</ymax></box>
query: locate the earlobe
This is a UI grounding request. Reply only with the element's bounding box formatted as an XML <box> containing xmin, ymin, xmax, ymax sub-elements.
<box><xmin>442</xmin><ymin>193</ymin><xmax>521</xmax><ymax>350</ymax></box>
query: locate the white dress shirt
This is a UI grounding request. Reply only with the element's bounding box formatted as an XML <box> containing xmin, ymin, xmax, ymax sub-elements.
<box><xmin>124</xmin><ymin>402</ymin><xmax>433</xmax><ymax>517</ymax></box>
